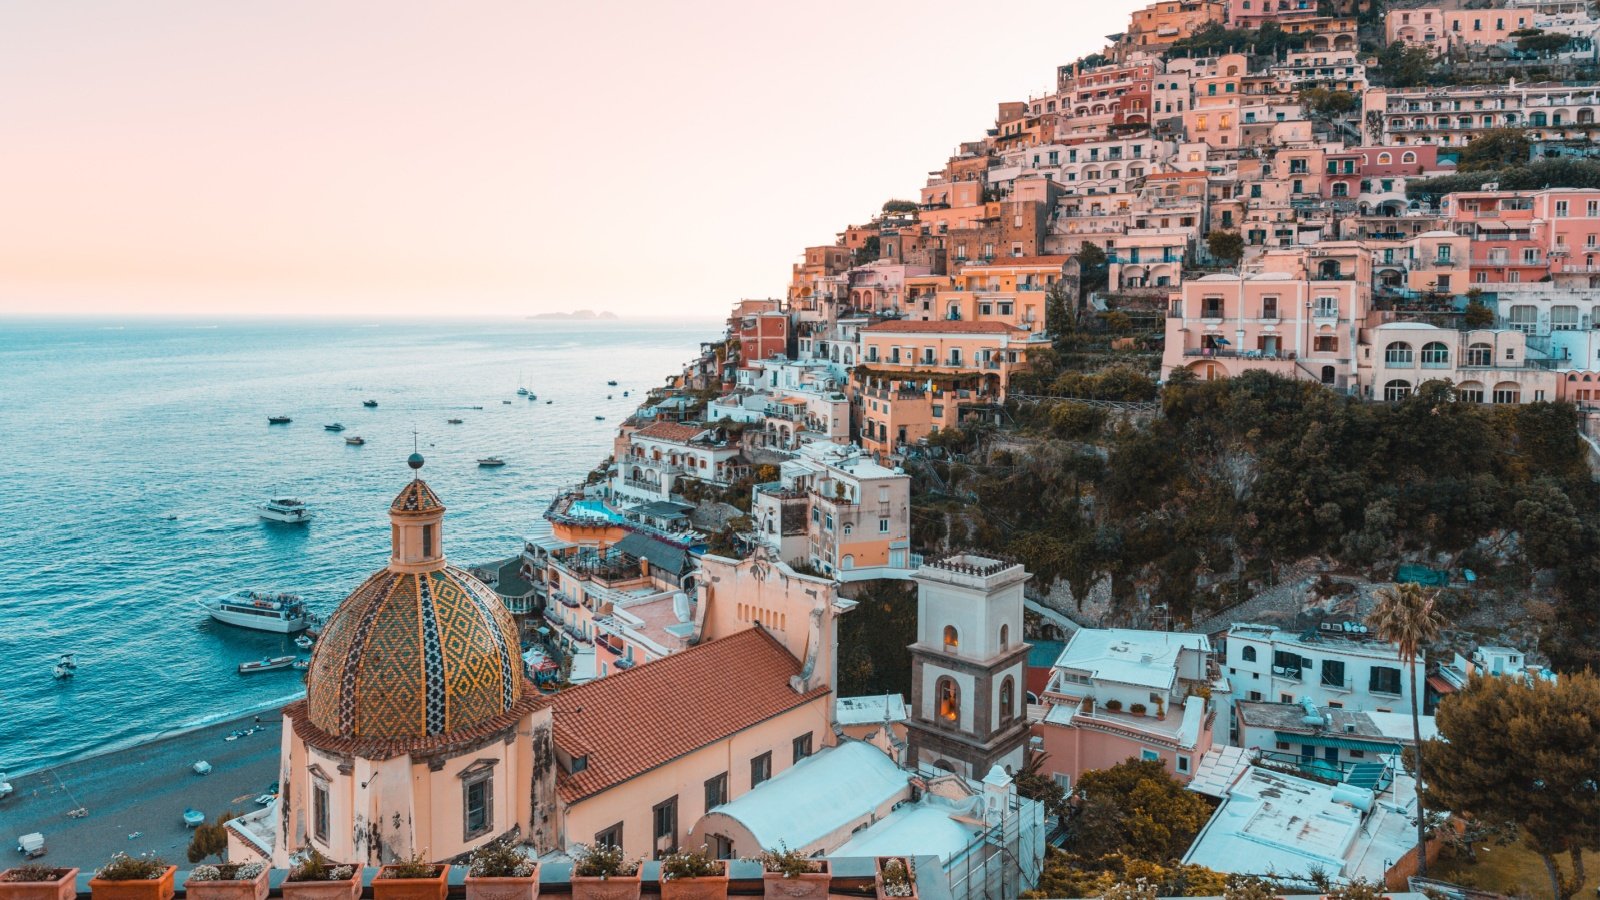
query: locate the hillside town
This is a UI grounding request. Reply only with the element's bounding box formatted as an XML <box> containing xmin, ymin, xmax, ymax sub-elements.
<box><xmin>16</xmin><ymin>2</ymin><xmax>1600</xmax><ymax>900</ymax></box>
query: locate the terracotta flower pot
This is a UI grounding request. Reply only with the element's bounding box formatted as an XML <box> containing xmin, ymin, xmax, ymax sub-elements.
<box><xmin>280</xmin><ymin>868</ymin><xmax>361</xmax><ymax>900</ymax></box>
<box><xmin>90</xmin><ymin>867</ymin><xmax>175</xmax><ymax>900</ymax></box>
<box><xmin>761</xmin><ymin>861</ymin><xmax>831</xmax><ymax>900</ymax></box>
<box><xmin>873</xmin><ymin>857</ymin><xmax>917</xmax><ymax>900</ymax></box>
<box><xmin>373</xmin><ymin>866</ymin><xmax>448</xmax><ymax>900</ymax></box>
<box><xmin>0</xmin><ymin>868</ymin><xmax>79</xmax><ymax>900</ymax></box>
<box><xmin>568</xmin><ymin>873</ymin><xmax>640</xmax><ymax>900</ymax></box>
<box><xmin>463</xmin><ymin>869</ymin><xmax>539</xmax><ymax>900</ymax></box>
<box><xmin>659</xmin><ymin>862</ymin><xmax>728</xmax><ymax>900</ymax></box>
<box><xmin>184</xmin><ymin>868</ymin><xmax>269</xmax><ymax>900</ymax></box>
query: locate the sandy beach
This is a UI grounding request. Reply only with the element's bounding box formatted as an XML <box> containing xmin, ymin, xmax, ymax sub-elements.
<box><xmin>0</xmin><ymin>708</ymin><xmax>283</xmax><ymax>868</ymax></box>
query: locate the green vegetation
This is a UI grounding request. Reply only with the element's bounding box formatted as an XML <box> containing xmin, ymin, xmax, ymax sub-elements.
<box><xmin>1076</xmin><ymin>243</ymin><xmax>1110</xmax><ymax>297</ymax></box>
<box><xmin>185</xmin><ymin>811</ymin><xmax>240</xmax><ymax>863</ymax></box>
<box><xmin>1373</xmin><ymin>41</ymin><xmax>1437</xmax><ymax>87</ymax></box>
<box><xmin>1366</xmin><ymin>584</ymin><xmax>1445</xmax><ymax>877</ymax></box>
<box><xmin>1409</xmin><ymin>158</ymin><xmax>1600</xmax><ymax>198</ymax></box>
<box><xmin>835</xmin><ymin>579</ymin><xmax>917</xmax><ymax>698</ymax></box>
<box><xmin>881</xmin><ymin>199</ymin><xmax>918</xmax><ymax>215</ymax></box>
<box><xmin>1300</xmin><ymin>87</ymin><xmax>1358</xmax><ymax>116</ymax></box>
<box><xmin>1164</xmin><ymin>22</ymin><xmax>1305</xmax><ymax>59</ymax></box>
<box><xmin>1456</xmin><ymin>128</ymin><xmax>1533</xmax><ymax>173</ymax></box>
<box><xmin>1205</xmin><ymin>230</ymin><xmax>1244</xmax><ymax>265</ymax></box>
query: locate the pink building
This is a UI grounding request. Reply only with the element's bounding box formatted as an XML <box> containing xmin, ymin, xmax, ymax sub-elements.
<box><xmin>1032</xmin><ymin>628</ymin><xmax>1216</xmax><ymax>789</ymax></box>
<box><xmin>1445</xmin><ymin>188</ymin><xmax>1600</xmax><ymax>286</ymax></box>
<box><xmin>1227</xmin><ymin>0</ymin><xmax>1318</xmax><ymax>29</ymax></box>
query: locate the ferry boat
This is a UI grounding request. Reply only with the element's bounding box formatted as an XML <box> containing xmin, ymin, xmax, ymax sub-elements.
<box><xmin>362</xmin><ymin>399</ymin><xmax>379</xmax><ymax>408</ymax></box>
<box><xmin>204</xmin><ymin>590</ymin><xmax>312</xmax><ymax>633</ymax></box>
<box><xmin>267</xmin><ymin>415</ymin><xmax>292</xmax><ymax>425</ymax></box>
<box><xmin>259</xmin><ymin>498</ymin><xmax>313</xmax><ymax>523</ymax></box>
<box><xmin>237</xmin><ymin>655</ymin><xmax>297</xmax><ymax>674</ymax></box>
<box><xmin>345</xmin><ymin>436</ymin><xmax>365</xmax><ymax>446</ymax></box>
<box><xmin>324</xmin><ymin>423</ymin><xmax>345</xmax><ymax>432</ymax></box>
<box><xmin>477</xmin><ymin>457</ymin><xmax>506</xmax><ymax>468</ymax></box>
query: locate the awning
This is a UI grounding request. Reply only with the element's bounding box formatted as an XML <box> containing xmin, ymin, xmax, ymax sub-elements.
<box><xmin>1274</xmin><ymin>731</ymin><xmax>1399</xmax><ymax>753</ymax></box>
<box><xmin>1427</xmin><ymin>674</ymin><xmax>1457</xmax><ymax>694</ymax></box>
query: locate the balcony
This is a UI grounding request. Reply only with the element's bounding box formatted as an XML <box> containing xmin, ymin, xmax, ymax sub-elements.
<box><xmin>1183</xmin><ymin>348</ymin><xmax>1299</xmax><ymax>360</ymax></box>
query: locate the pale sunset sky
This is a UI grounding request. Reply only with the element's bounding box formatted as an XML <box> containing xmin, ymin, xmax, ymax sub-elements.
<box><xmin>0</xmin><ymin>1</ymin><xmax>1140</xmax><ymax>318</ymax></box>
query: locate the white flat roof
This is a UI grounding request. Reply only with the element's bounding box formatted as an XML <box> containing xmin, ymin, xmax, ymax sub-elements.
<box><xmin>828</xmin><ymin>799</ymin><xmax>977</xmax><ymax>863</ymax></box>
<box><xmin>707</xmin><ymin>741</ymin><xmax>909</xmax><ymax>850</ymax></box>
<box><xmin>835</xmin><ymin>694</ymin><xmax>909</xmax><ymax>726</ymax></box>
<box><xmin>1055</xmin><ymin>628</ymin><xmax>1210</xmax><ymax>690</ymax></box>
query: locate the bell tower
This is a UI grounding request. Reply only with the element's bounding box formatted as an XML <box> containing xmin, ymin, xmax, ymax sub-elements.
<box><xmin>905</xmin><ymin>554</ymin><xmax>1031</xmax><ymax>779</ymax></box>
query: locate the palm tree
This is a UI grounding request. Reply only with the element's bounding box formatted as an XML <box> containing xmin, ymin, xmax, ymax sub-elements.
<box><xmin>1367</xmin><ymin>582</ymin><xmax>1446</xmax><ymax>877</ymax></box>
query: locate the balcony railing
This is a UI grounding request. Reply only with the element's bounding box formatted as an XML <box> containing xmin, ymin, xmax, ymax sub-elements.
<box><xmin>1183</xmin><ymin>348</ymin><xmax>1299</xmax><ymax>360</ymax></box>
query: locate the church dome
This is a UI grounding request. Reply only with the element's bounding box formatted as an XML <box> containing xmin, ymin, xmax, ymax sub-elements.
<box><xmin>304</xmin><ymin>475</ymin><xmax>523</xmax><ymax>742</ymax></box>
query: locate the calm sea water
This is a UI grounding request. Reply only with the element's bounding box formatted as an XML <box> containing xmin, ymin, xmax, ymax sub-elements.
<box><xmin>0</xmin><ymin>317</ymin><xmax>716</xmax><ymax>773</ymax></box>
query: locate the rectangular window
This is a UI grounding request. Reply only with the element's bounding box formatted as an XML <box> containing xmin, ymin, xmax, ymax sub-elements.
<box><xmin>652</xmin><ymin>796</ymin><xmax>678</xmax><ymax>857</ymax></box>
<box><xmin>1177</xmin><ymin>755</ymin><xmax>1191</xmax><ymax>773</ymax></box>
<box><xmin>793</xmin><ymin>733</ymin><xmax>813</xmax><ymax>763</ymax></box>
<box><xmin>1321</xmin><ymin>659</ymin><xmax>1346</xmax><ymax>688</ymax></box>
<box><xmin>1557</xmin><ymin>200</ymin><xmax>1569</xmax><ymax>217</ymax></box>
<box><xmin>1262</xmin><ymin>296</ymin><xmax>1278</xmax><ymax>319</ymax></box>
<box><xmin>1140</xmin><ymin>748</ymin><xmax>1160</xmax><ymax>762</ymax></box>
<box><xmin>463</xmin><ymin>775</ymin><xmax>492</xmax><ymax>839</ymax></box>
<box><xmin>879</xmin><ymin>518</ymin><xmax>890</xmax><ymax>533</ymax></box>
<box><xmin>1053</xmin><ymin>773</ymin><xmax>1071</xmax><ymax>791</ymax></box>
<box><xmin>704</xmin><ymin>772</ymin><xmax>728</xmax><ymax>811</ymax></box>
<box><xmin>1314</xmin><ymin>336</ymin><xmax>1338</xmax><ymax>353</ymax></box>
<box><xmin>751</xmin><ymin>751</ymin><xmax>772</xmax><ymax>787</ymax></box>
<box><xmin>422</xmin><ymin>524</ymin><xmax>434</xmax><ymax>558</ymax></box>
<box><xmin>1370</xmin><ymin>666</ymin><xmax>1403</xmax><ymax>695</ymax></box>
<box><xmin>595</xmin><ymin>822</ymin><xmax>623</xmax><ymax>849</ymax></box>
<box><xmin>313</xmin><ymin>781</ymin><xmax>330</xmax><ymax>843</ymax></box>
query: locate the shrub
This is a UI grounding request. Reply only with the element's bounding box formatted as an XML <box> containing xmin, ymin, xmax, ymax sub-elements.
<box><xmin>659</xmin><ymin>846</ymin><xmax>722</xmax><ymax>880</ymax></box>
<box><xmin>756</xmin><ymin>844</ymin><xmax>824</xmax><ymax>877</ymax></box>
<box><xmin>380</xmin><ymin>852</ymin><xmax>441</xmax><ymax>880</ymax></box>
<box><xmin>1</xmin><ymin>866</ymin><xmax>68</xmax><ymax>883</ymax></box>
<box><xmin>287</xmin><ymin>849</ymin><xmax>354</xmax><ymax>883</ymax></box>
<box><xmin>95</xmin><ymin>854</ymin><xmax>169</xmax><ymax>881</ymax></box>
<box><xmin>186</xmin><ymin>863</ymin><xmax>265</xmax><ymax>883</ymax></box>
<box><xmin>570</xmin><ymin>844</ymin><xmax>639</xmax><ymax>879</ymax></box>
<box><xmin>467</xmin><ymin>842</ymin><xmax>535</xmax><ymax>878</ymax></box>
<box><xmin>1130</xmin><ymin>703</ymin><xmax>1148</xmax><ymax>716</ymax></box>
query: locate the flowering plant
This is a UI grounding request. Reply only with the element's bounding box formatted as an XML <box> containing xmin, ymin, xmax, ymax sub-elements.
<box><xmin>95</xmin><ymin>853</ymin><xmax>169</xmax><ymax>881</ymax></box>
<box><xmin>569</xmin><ymin>844</ymin><xmax>639</xmax><ymax>879</ymax></box>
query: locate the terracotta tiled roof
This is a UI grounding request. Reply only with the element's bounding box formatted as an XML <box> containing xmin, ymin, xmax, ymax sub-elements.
<box><xmin>550</xmin><ymin>628</ymin><xmax>829</xmax><ymax>803</ymax></box>
<box><xmin>633</xmin><ymin>422</ymin><xmax>706</xmax><ymax>443</ymax></box>
<box><xmin>391</xmin><ymin>479</ymin><xmax>443</xmax><ymax>513</ymax></box>
<box><xmin>862</xmin><ymin>320</ymin><xmax>1027</xmax><ymax>335</ymax></box>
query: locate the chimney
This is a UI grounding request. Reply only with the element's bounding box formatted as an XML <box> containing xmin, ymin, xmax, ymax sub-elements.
<box><xmin>639</xmin><ymin>556</ymin><xmax>650</xmax><ymax>578</ymax></box>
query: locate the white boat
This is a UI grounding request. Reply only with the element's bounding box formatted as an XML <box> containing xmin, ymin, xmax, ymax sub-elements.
<box><xmin>294</xmin><ymin>634</ymin><xmax>315</xmax><ymax>650</ymax></box>
<box><xmin>517</xmin><ymin>387</ymin><xmax>529</xmax><ymax>396</ymax></box>
<box><xmin>447</xmin><ymin>418</ymin><xmax>463</xmax><ymax>424</ymax></box>
<box><xmin>259</xmin><ymin>498</ymin><xmax>313</xmax><ymax>524</ymax></box>
<box><xmin>183</xmin><ymin>808</ymin><xmax>205</xmax><ymax>827</ymax></box>
<box><xmin>477</xmin><ymin>457</ymin><xmax>506</xmax><ymax>468</ymax></box>
<box><xmin>193</xmin><ymin>761</ymin><xmax>212</xmax><ymax>776</ymax></box>
<box><xmin>52</xmin><ymin>664</ymin><xmax>72</xmax><ymax>680</ymax></box>
<box><xmin>203</xmin><ymin>591</ymin><xmax>311</xmax><ymax>633</ymax></box>
<box><xmin>345</xmin><ymin>436</ymin><xmax>365</xmax><ymax>446</ymax></box>
<box><xmin>238</xmin><ymin>655</ymin><xmax>297</xmax><ymax>674</ymax></box>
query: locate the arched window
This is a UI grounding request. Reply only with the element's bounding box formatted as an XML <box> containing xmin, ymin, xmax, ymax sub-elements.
<box><xmin>937</xmin><ymin>677</ymin><xmax>960</xmax><ymax>722</ymax></box>
<box><xmin>1241</xmin><ymin>645</ymin><xmax>1257</xmax><ymax>662</ymax></box>
<box><xmin>1402</xmin><ymin>151</ymin><xmax>1417</xmax><ymax>164</ymax></box>
<box><xmin>1384</xmin><ymin>379</ymin><xmax>1413</xmax><ymax>402</ymax></box>
<box><xmin>1466</xmin><ymin>342</ymin><xmax>1493</xmax><ymax>367</ymax></box>
<box><xmin>1456</xmin><ymin>381</ymin><xmax>1485</xmax><ymax>403</ymax></box>
<box><xmin>1377</xmin><ymin>152</ymin><xmax>1393</xmax><ymax>164</ymax></box>
<box><xmin>1000</xmin><ymin>676</ymin><xmax>1016</xmax><ymax>722</ymax></box>
<box><xmin>943</xmin><ymin>625</ymin><xmax>959</xmax><ymax>652</ymax></box>
<box><xmin>1420</xmin><ymin>341</ymin><xmax>1450</xmax><ymax>366</ymax></box>
<box><xmin>1493</xmin><ymin>382</ymin><xmax>1521</xmax><ymax>404</ymax></box>
<box><xmin>999</xmin><ymin>624</ymin><xmax>1010</xmax><ymax>650</ymax></box>
<box><xmin>1385</xmin><ymin>341</ymin><xmax>1414</xmax><ymax>364</ymax></box>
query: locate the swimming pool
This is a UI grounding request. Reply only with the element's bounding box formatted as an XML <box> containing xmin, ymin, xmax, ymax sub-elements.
<box><xmin>570</xmin><ymin>499</ymin><xmax>624</xmax><ymax>522</ymax></box>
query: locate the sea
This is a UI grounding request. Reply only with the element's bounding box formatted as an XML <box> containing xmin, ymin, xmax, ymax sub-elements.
<box><xmin>0</xmin><ymin>316</ymin><xmax>719</xmax><ymax>774</ymax></box>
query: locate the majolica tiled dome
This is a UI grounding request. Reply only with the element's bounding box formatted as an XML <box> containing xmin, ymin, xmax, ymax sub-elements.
<box><xmin>305</xmin><ymin>478</ymin><xmax>522</xmax><ymax>741</ymax></box>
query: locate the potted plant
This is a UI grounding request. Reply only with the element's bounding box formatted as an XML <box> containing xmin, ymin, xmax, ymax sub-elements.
<box><xmin>0</xmin><ymin>865</ymin><xmax>79</xmax><ymax>900</ymax></box>
<box><xmin>1103</xmin><ymin>699</ymin><xmax>1123</xmax><ymax>712</ymax></box>
<box><xmin>374</xmin><ymin>854</ymin><xmax>447</xmax><ymax>900</ymax></box>
<box><xmin>657</xmin><ymin>847</ymin><xmax>727</xmax><ymax>900</ymax></box>
<box><xmin>568</xmin><ymin>845</ymin><xmax>640</xmax><ymax>900</ymax></box>
<box><xmin>756</xmin><ymin>845</ymin><xmax>829</xmax><ymax>900</ymax></box>
<box><xmin>465</xmin><ymin>842</ymin><xmax>538</xmax><ymax>900</ymax></box>
<box><xmin>874</xmin><ymin>857</ymin><xmax>915</xmax><ymax>900</ymax></box>
<box><xmin>281</xmin><ymin>850</ymin><xmax>360</xmax><ymax>900</ymax></box>
<box><xmin>1129</xmin><ymin>703</ymin><xmax>1148</xmax><ymax>717</ymax></box>
<box><xmin>184</xmin><ymin>863</ymin><xmax>269</xmax><ymax>900</ymax></box>
<box><xmin>89</xmin><ymin>854</ymin><xmax>175</xmax><ymax>900</ymax></box>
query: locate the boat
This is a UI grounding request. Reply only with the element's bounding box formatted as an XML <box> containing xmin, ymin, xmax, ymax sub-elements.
<box><xmin>183</xmin><ymin>808</ymin><xmax>205</xmax><ymax>828</ymax></box>
<box><xmin>267</xmin><ymin>416</ymin><xmax>292</xmax><ymax>425</ymax></box>
<box><xmin>545</xmin><ymin>400</ymin><xmax>552</xmax><ymax>404</ymax></box>
<box><xmin>594</xmin><ymin>415</ymin><xmax>605</xmax><ymax>421</ymax></box>
<box><xmin>345</xmin><ymin>436</ymin><xmax>365</xmax><ymax>446</ymax></box>
<box><xmin>0</xmin><ymin>775</ymin><xmax>11</xmax><ymax>801</ymax></box>
<box><xmin>623</xmin><ymin>391</ymin><xmax>628</xmax><ymax>397</ymax></box>
<box><xmin>237</xmin><ymin>655</ymin><xmax>297</xmax><ymax>674</ymax></box>
<box><xmin>17</xmin><ymin>833</ymin><xmax>44</xmax><ymax>859</ymax></box>
<box><xmin>477</xmin><ymin>457</ymin><xmax>506</xmax><ymax>468</ymax></box>
<box><xmin>517</xmin><ymin>388</ymin><xmax>529</xmax><ymax>396</ymax></box>
<box><xmin>502</xmin><ymin>400</ymin><xmax>512</xmax><ymax>404</ymax></box>
<box><xmin>57</xmin><ymin>654</ymin><xmax>77</xmax><ymax>671</ymax></box>
<box><xmin>292</xmin><ymin>659</ymin><xmax>310</xmax><ymax>671</ymax></box>
<box><xmin>52</xmin><ymin>664</ymin><xmax>73</xmax><ymax>680</ymax></box>
<box><xmin>258</xmin><ymin>498</ymin><xmax>313</xmax><ymax>524</ymax></box>
<box><xmin>606</xmin><ymin>380</ymin><xmax>618</xmax><ymax>386</ymax></box>
<box><xmin>323</xmin><ymin>423</ymin><xmax>345</xmax><ymax>432</ymax></box>
<box><xmin>528</xmin><ymin>394</ymin><xmax>537</xmax><ymax>401</ymax></box>
<box><xmin>447</xmin><ymin>418</ymin><xmax>463</xmax><ymax>424</ymax></box>
<box><xmin>362</xmin><ymin>399</ymin><xmax>378</xmax><ymax>408</ymax></box>
<box><xmin>203</xmin><ymin>591</ymin><xmax>311</xmax><ymax>633</ymax></box>
<box><xmin>192</xmin><ymin>761</ymin><xmax>212</xmax><ymax>776</ymax></box>
<box><xmin>294</xmin><ymin>634</ymin><xmax>315</xmax><ymax>650</ymax></box>
<box><xmin>253</xmin><ymin>793</ymin><xmax>276</xmax><ymax>806</ymax></box>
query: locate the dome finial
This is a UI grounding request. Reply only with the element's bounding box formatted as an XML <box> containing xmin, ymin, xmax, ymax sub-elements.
<box><xmin>407</xmin><ymin>429</ymin><xmax>424</xmax><ymax>475</ymax></box>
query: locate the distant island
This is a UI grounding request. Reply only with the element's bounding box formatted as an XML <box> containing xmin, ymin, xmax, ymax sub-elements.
<box><xmin>528</xmin><ymin>310</ymin><xmax>619</xmax><ymax>321</ymax></box>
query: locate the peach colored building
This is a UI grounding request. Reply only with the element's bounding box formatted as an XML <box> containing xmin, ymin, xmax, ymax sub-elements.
<box><xmin>1032</xmin><ymin>628</ymin><xmax>1216</xmax><ymax>789</ymax></box>
<box><xmin>1125</xmin><ymin>0</ymin><xmax>1226</xmax><ymax>49</ymax></box>
<box><xmin>749</xmin><ymin>441</ymin><xmax>914</xmax><ymax>580</ymax></box>
<box><xmin>922</xmin><ymin>256</ymin><xmax>1071</xmax><ymax>331</ymax></box>
<box><xmin>1445</xmin><ymin>188</ymin><xmax>1600</xmax><ymax>287</ymax></box>
<box><xmin>1357</xmin><ymin>322</ymin><xmax>1559</xmax><ymax>403</ymax></box>
<box><xmin>1386</xmin><ymin>4</ymin><xmax>1534</xmax><ymax>52</ymax></box>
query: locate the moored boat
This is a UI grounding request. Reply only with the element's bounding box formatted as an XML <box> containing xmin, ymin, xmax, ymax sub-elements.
<box><xmin>447</xmin><ymin>418</ymin><xmax>463</xmax><ymax>424</ymax></box>
<box><xmin>203</xmin><ymin>590</ymin><xmax>311</xmax><ymax>633</ymax></box>
<box><xmin>268</xmin><ymin>415</ymin><xmax>292</xmax><ymax>425</ymax></box>
<box><xmin>324</xmin><ymin>423</ymin><xmax>345</xmax><ymax>432</ymax></box>
<box><xmin>606</xmin><ymin>380</ymin><xmax>618</xmax><ymax>386</ymax></box>
<box><xmin>183</xmin><ymin>808</ymin><xmax>205</xmax><ymax>827</ymax></box>
<box><xmin>294</xmin><ymin>634</ymin><xmax>315</xmax><ymax>649</ymax></box>
<box><xmin>362</xmin><ymin>399</ymin><xmax>378</xmax><ymax>408</ymax></box>
<box><xmin>477</xmin><ymin>457</ymin><xmax>506</xmax><ymax>468</ymax></box>
<box><xmin>345</xmin><ymin>436</ymin><xmax>365</xmax><ymax>446</ymax></box>
<box><xmin>237</xmin><ymin>655</ymin><xmax>297</xmax><ymax>674</ymax></box>
<box><xmin>258</xmin><ymin>497</ymin><xmax>313</xmax><ymax>523</ymax></box>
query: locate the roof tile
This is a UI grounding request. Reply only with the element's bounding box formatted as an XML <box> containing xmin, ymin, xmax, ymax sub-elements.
<box><xmin>633</xmin><ymin>422</ymin><xmax>706</xmax><ymax>443</ymax></box>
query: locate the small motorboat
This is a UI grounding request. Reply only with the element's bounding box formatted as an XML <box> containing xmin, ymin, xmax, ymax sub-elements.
<box><xmin>17</xmin><ymin>832</ymin><xmax>44</xmax><ymax>860</ymax></box>
<box><xmin>237</xmin><ymin>655</ymin><xmax>297</xmax><ymax>674</ymax></box>
<box><xmin>52</xmin><ymin>664</ymin><xmax>73</xmax><ymax>680</ymax></box>
<box><xmin>292</xmin><ymin>659</ymin><xmax>310</xmax><ymax>671</ymax></box>
<box><xmin>259</xmin><ymin>498</ymin><xmax>313</xmax><ymax>524</ymax></box>
<box><xmin>447</xmin><ymin>418</ymin><xmax>463</xmax><ymax>424</ymax></box>
<box><xmin>294</xmin><ymin>634</ymin><xmax>315</xmax><ymax>650</ymax></box>
<box><xmin>324</xmin><ymin>423</ymin><xmax>345</xmax><ymax>432</ymax></box>
<box><xmin>193</xmin><ymin>761</ymin><xmax>212</xmax><ymax>776</ymax></box>
<box><xmin>606</xmin><ymin>394</ymin><xmax>612</xmax><ymax>400</ymax></box>
<box><xmin>183</xmin><ymin>808</ymin><xmax>205</xmax><ymax>828</ymax></box>
<box><xmin>0</xmin><ymin>773</ymin><xmax>13</xmax><ymax>801</ymax></box>
<box><xmin>623</xmin><ymin>391</ymin><xmax>629</xmax><ymax>397</ymax></box>
<box><xmin>594</xmin><ymin>415</ymin><xmax>605</xmax><ymax>421</ymax></box>
<box><xmin>253</xmin><ymin>793</ymin><xmax>276</xmax><ymax>806</ymax></box>
<box><xmin>57</xmin><ymin>654</ymin><xmax>77</xmax><ymax>671</ymax></box>
<box><xmin>477</xmin><ymin>457</ymin><xmax>506</xmax><ymax>468</ymax></box>
<box><xmin>345</xmin><ymin>436</ymin><xmax>365</xmax><ymax>446</ymax></box>
<box><xmin>527</xmin><ymin>394</ymin><xmax>538</xmax><ymax>401</ymax></box>
<box><xmin>606</xmin><ymin>380</ymin><xmax>618</xmax><ymax>386</ymax></box>
<box><xmin>517</xmin><ymin>388</ymin><xmax>529</xmax><ymax>396</ymax></box>
<box><xmin>362</xmin><ymin>399</ymin><xmax>379</xmax><ymax>408</ymax></box>
<box><xmin>268</xmin><ymin>415</ymin><xmax>292</xmax><ymax>425</ymax></box>
<box><xmin>502</xmin><ymin>400</ymin><xmax>512</xmax><ymax>404</ymax></box>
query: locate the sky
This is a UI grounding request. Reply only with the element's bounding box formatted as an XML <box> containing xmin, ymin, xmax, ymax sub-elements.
<box><xmin>0</xmin><ymin>1</ymin><xmax>1141</xmax><ymax>318</ymax></box>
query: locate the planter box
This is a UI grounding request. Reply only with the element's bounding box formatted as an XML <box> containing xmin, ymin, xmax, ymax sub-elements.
<box><xmin>873</xmin><ymin>858</ymin><xmax>917</xmax><ymax>900</ymax></box>
<box><xmin>373</xmin><ymin>866</ymin><xmax>448</xmax><ymax>900</ymax></box>
<box><xmin>280</xmin><ymin>868</ymin><xmax>361</xmax><ymax>900</ymax></box>
<box><xmin>0</xmin><ymin>868</ymin><xmax>79</xmax><ymax>900</ymax></box>
<box><xmin>761</xmin><ymin>861</ymin><xmax>831</xmax><ymax>900</ymax></box>
<box><xmin>464</xmin><ymin>870</ymin><xmax>539</xmax><ymax>900</ymax></box>
<box><xmin>89</xmin><ymin>867</ymin><xmax>176</xmax><ymax>900</ymax></box>
<box><xmin>184</xmin><ymin>868</ymin><xmax>269</xmax><ymax>900</ymax></box>
<box><xmin>568</xmin><ymin>874</ymin><xmax>640</xmax><ymax>900</ymax></box>
<box><xmin>659</xmin><ymin>862</ymin><xmax>728</xmax><ymax>900</ymax></box>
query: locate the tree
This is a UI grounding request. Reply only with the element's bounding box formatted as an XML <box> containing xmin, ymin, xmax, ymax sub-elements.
<box><xmin>1374</xmin><ymin>42</ymin><xmax>1436</xmax><ymax>87</ymax></box>
<box><xmin>881</xmin><ymin>199</ymin><xmax>918</xmax><ymax>215</ymax></box>
<box><xmin>1457</xmin><ymin>128</ymin><xmax>1531</xmax><ymax>173</ymax></box>
<box><xmin>1518</xmin><ymin>29</ymin><xmax>1574</xmax><ymax>56</ymax></box>
<box><xmin>1424</xmin><ymin>672</ymin><xmax>1600</xmax><ymax>899</ymax></box>
<box><xmin>1045</xmin><ymin>278</ymin><xmax>1076</xmax><ymax>339</ymax></box>
<box><xmin>1076</xmin><ymin>243</ymin><xmax>1110</xmax><ymax>296</ymax></box>
<box><xmin>1206</xmin><ymin>231</ymin><xmax>1244</xmax><ymax>265</ymax></box>
<box><xmin>1462</xmin><ymin>299</ymin><xmax>1495</xmax><ymax>328</ymax></box>
<box><xmin>1070</xmin><ymin>759</ymin><xmax>1216</xmax><ymax>863</ymax></box>
<box><xmin>186</xmin><ymin>810</ymin><xmax>240</xmax><ymax>863</ymax></box>
<box><xmin>1014</xmin><ymin>753</ymin><xmax>1068</xmax><ymax>821</ymax></box>
<box><xmin>1366</xmin><ymin>583</ymin><xmax>1444</xmax><ymax>877</ymax></box>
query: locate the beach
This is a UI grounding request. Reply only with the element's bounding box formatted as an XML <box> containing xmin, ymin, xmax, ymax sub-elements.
<box><xmin>0</xmin><ymin>709</ymin><xmax>283</xmax><ymax>868</ymax></box>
